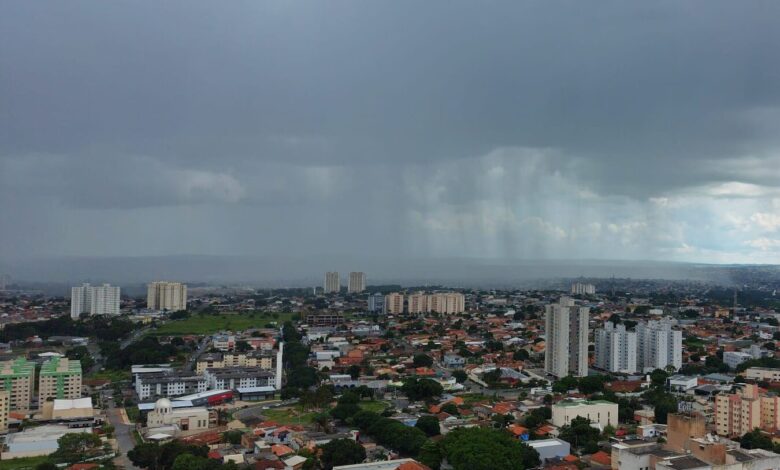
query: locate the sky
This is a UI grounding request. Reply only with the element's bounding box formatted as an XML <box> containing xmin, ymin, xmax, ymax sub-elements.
<box><xmin>3</xmin><ymin>1</ymin><xmax>780</xmax><ymax>265</ymax></box>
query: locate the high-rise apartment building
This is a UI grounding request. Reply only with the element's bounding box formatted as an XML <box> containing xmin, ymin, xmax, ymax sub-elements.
<box><xmin>715</xmin><ymin>383</ymin><xmax>780</xmax><ymax>437</ymax></box>
<box><xmin>384</xmin><ymin>293</ymin><xmax>404</xmax><ymax>315</ymax></box>
<box><xmin>571</xmin><ymin>283</ymin><xmax>596</xmax><ymax>295</ymax></box>
<box><xmin>368</xmin><ymin>293</ymin><xmax>384</xmax><ymax>313</ymax></box>
<box><xmin>594</xmin><ymin>321</ymin><xmax>637</xmax><ymax>373</ymax></box>
<box><xmin>0</xmin><ymin>358</ymin><xmax>35</xmax><ymax>411</ymax></box>
<box><xmin>0</xmin><ymin>391</ymin><xmax>8</xmax><ymax>433</ymax></box>
<box><xmin>407</xmin><ymin>293</ymin><xmax>429</xmax><ymax>314</ymax></box>
<box><xmin>348</xmin><ymin>272</ymin><xmax>366</xmax><ymax>294</ymax></box>
<box><xmin>70</xmin><ymin>283</ymin><xmax>120</xmax><ymax>319</ymax></box>
<box><xmin>430</xmin><ymin>293</ymin><xmax>465</xmax><ymax>314</ymax></box>
<box><xmin>39</xmin><ymin>357</ymin><xmax>82</xmax><ymax>403</ymax></box>
<box><xmin>544</xmin><ymin>297</ymin><xmax>589</xmax><ymax>378</ymax></box>
<box><xmin>324</xmin><ymin>272</ymin><xmax>340</xmax><ymax>293</ymax></box>
<box><xmin>147</xmin><ymin>281</ymin><xmax>188</xmax><ymax>311</ymax></box>
<box><xmin>637</xmin><ymin>318</ymin><xmax>682</xmax><ymax>372</ymax></box>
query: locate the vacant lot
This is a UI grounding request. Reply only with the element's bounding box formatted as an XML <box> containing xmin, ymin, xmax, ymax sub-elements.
<box><xmin>0</xmin><ymin>456</ymin><xmax>51</xmax><ymax>470</ymax></box>
<box><xmin>152</xmin><ymin>312</ymin><xmax>298</xmax><ymax>335</ymax></box>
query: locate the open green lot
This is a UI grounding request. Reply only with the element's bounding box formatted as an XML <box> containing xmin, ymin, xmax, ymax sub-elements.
<box><xmin>359</xmin><ymin>400</ymin><xmax>390</xmax><ymax>413</ymax></box>
<box><xmin>152</xmin><ymin>312</ymin><xmax>298</xmax><ymax>335</ymax></box>
<box><xmin>262</xmin><ymin>406</ymin><xmax>319</xmax><ymax>425</ymax></box>
<box><xmin>0</xmin><ymin>456</ymin><xmax>51</xmax><ymax>470</ymax></box>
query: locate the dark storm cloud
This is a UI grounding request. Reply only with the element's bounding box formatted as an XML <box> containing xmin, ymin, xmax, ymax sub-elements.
<box><xmin>2</xmin><ymin>1</ymin><xmax>780</xmax><ymax>265</ymax></box>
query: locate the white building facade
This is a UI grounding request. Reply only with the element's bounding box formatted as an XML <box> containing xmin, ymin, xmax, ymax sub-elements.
<box><xmin>70</xmin><ymin>283</ymin><xmax>120</xmax><ymax>319</ymax></box>
<box><xmin>324</xmin><ymin>272</ymin><xmax>340</xmax><ymax>293</ymax></box>
<box><xmin>636</xmin><ymin>318</ymin><xmax>682</xmax><ymax>372</ymax></box>
<box><xmin>544</xmin><ymin>297</ymin><xmax>589</xmax><ymax>378</ymax></box>
<box><xmin>594</xmin><ymin>321</ymin><xmax>638</xmax><ymax>373</ymax></box>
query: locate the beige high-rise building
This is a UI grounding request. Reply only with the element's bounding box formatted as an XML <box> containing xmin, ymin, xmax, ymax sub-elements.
<box><xmin>544</xmin><ymin>297</ymin><xmax>589</xmax><ymax>378</ymax></box>
<box><xmin>324</xmin><ymin>272</ymin><xmax>340</xmax><ymax>293</ymax></box>
<box><xmin>715</xmin><ymin>383</ymin><xmax>780</xmax><ymax>437</ymax></box>
<box><xmin>384</xmin><ymin>293</ymin><xmax>404</xmax><ymax>315</ymax></box>
<box><xmin>0</xmin><ymin>358</ymin><xmax>35</xmax><ymax>411</ymax></box>
<box><xmin>348</xmin><ymin>272</ymin><xmax>366</xmax><ymax>293</ymax></box>
<box><xmin>39</xmin><ymin>357</ymin><xmax>82</xmax><ymax>404</ymax></box>
<box><xmin>147</xmin><ymin>281</ymin><xmax>188</xmax><ymax>311</ymax></box>
<box><xmin>430</xmin><ymin>293</ymin><xmax>465</xmax><ymax>314</ymax></box>
<box><xmin>0</xmin><ymin>391</ymin><xmax>8</xmax><ymax>432</ymax></box>
<box><xmin>407</xmin><ymin>293</ymin><xmax>430</xmax><ymax>314</ymax></box>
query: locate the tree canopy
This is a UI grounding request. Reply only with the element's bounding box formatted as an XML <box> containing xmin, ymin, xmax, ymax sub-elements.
<box><xmin>441</xmin><ymin>427</ymin><xmax>540</xmax><ymax>470</ymax></box>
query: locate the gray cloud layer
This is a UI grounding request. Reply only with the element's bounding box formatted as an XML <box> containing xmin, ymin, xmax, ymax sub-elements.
<box><xmin>3</xmin><ymin>1</ymin><xmax>780</xmax><ymax>264</ymax></box>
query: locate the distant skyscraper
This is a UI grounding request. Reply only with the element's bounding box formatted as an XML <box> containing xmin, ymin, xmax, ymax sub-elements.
<box><xmin>0</xmin><ymin>275</ymin><xmax>9</xmax><ymax>291</ymax></box>
<box><xmin>544</xmin><ymin>297</ymin><xmax>589</xmax><ymax>378</ymax></box>
<box><xmin>637</xmin><ymin>318</ymin><xmax>682</xmax><ymax>372</ymax></box>
<box><xmin>324</xmin><ymin>272</ymin><xmax>340</xmax><ymax>293</ymax></box>
<box><xmin>71</xmin><ymin>283</ymin><xmax>120</xmax><ymax>319</ymax></box>
<box><xmin>348</xmin><ymin>272</ymin><xmax>366</xmax><ymax>293</ymax></box>
<box><xmin>147</xmin><ymin>281</ymin><xmax>188</xmax><ymax>311</ymax></box>
<box><xmin>368</xmin><ymin>293</ymin><xmax>384</xmax><ymax>313</ymax></box>
<box><xmin>594</xmin><ymin>321</ymin><xmax>637</xmax><ymax>373</ymax></box>
<box><xmin>571</xmin><ymin>282</ymin><xmax>596</xmax><ymax>295</ymax></box>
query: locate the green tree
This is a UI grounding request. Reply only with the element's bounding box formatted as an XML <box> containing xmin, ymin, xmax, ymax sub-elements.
<box><xmin>551</xmin><ymin>375</ymin><xmax>578</xmax><ymax>393</ymax></box>
<box><xmin>413</xmin><ymin>354</ymin><xmax>434</xmax><ymax>368</ymax></box>
<box><xmin>441</xmin><ymin>427</ymin><xmax>539</xmax><ymax>470</ymax></box>
<box><xmin>401</xmin><ymin>377</ymin><xmax>443</xmax><ymax>401</ymax></box>
<box><xmin>319</xmin><ymin>438</ymin><xmax>366</xmax><ymax>469</ymax></box>
<box><xmin>222</xmin><ymin>430</ymin><xmax>243</xmax><ymax>445</ymax></box>
<box><xmin>235</xmin><ymin>340</ymin><xmax>252</xmax><ymax>352</ymax></box>
<box><xmin>452</xmin><ymin>369</ymin><xmax>468</xmax><ymax>383</ymax></box>
<box><xmin>347</xmin><ymin>364</ymin><xmax>361</xmax><ymax>380</ymax></box>
<box><xmin>418</xmin><ymin>440</ymin><xmax>443</xmax><ymax>470</ymax></box>
<box><xmin>441</xmin><ymin>402</ymin><xmax>459</xmax><ymax>416</ymax></box>
<box><xmin>558</xmin><ymin>416</ymin><xmax>601</xmax><ymax>453</ymax></box>
<box><xmin>740</xmin><ymin>428</ymin><xmax>774</xmax><ymax>450</ymax></box>
<box><xmin>415</xmin><ymin>415</ymin><xmax>441</xmax><ymax>436</ymax></box>
<box><xmin>53</xmin><ymin>432</ymin><xmax>102</xmax><ymax>463</ymax></box>
<box><xmin>330</xmin><ymin>403</ymin><xmax>361</xmax><ymax>422</ymax></box>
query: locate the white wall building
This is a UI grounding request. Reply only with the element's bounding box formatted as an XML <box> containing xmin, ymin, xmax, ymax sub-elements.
<box><xmin>594</xmin><ymin>321</ymin><xmax>637</xmax><ymax>373</ymax></box>
<box><xmin>552</xmin><ymin>399</ymin><xmax>618</xmax><ymax>430</ymax></box>
<box><xmin>324</xmin><ymin>272</ymin><xmax>340</xmax><ymax>293</ymax></box>
<box><xmin>70</xmin><ymin>283</ymin><xmax>120</xmax><ymax>319</ymax></box>
<box><xmin>544</xmin><ymin>297</ymin><xmax>589</xmax><ymax>378</ymax></box>
<box><xmin>571</xmin><ymin>282</ymin><xmax>596</xmax><ymax>295</ymax></box>
<box><xmin>348</xmin><ymin>272</ymin><xmax>366</xmax><ymax>293</ymax></box>
<box><xmin>636</xmin><ymin>318</ymin><xmax>682</xmax><ymax>373</ymax></box>
<box><xmin>724</xmin><ymin>351</ymin><xmax>754</xmax><ymax>370</ymax></box>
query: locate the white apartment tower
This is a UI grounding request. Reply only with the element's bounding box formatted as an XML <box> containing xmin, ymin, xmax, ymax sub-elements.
<box><xmin>571</xmin><ymin>283</ymin><xmax>596</xmax><ymax>295</ymax></box>
<box><xmin>324</xmin><ymin>272</ymin><xmax>340</xmax><ymax>293</ymax></box>
<box><xmin>544</xmin><ymin>297</ymin><xmax>589</xmax><ymax>378</ymax></box>
<box><xmin>71</xmin><ymin>283</ymin><xmax>120</xmax><ymax>319</ymax></box>
<box><xmin>637</xmin><ymin>318</ymin><xmax>682</xmax><ymax>372</ymax></box>
<box><xmin>348</xmin><ymin>272</ymin><xmax>366</xmax><ymax>293</ymax></box>
<box><xmin>594</xmin><ymin>321</ymin><xmax>637</xmax><ymax>373</ymax></box>
<box><xmin>147</xmin><ymin>281</ymin><xmax>188</xmax><ymax>311</ymax></box>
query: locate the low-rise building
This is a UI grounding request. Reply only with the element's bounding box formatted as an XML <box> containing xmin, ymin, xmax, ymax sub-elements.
<box><xmin>552</xmin><ymin>399</ymin><xmax>618</xmax><ymax>430</ymax></box>
<box><xmin>203</xmin><ymin>367</ymin><xmax>275</xmax><ymax>390</ymax></box>
<box><xmin>146</xmin><ymin>398</ymin><xmax>210</xmax><ymax>437</ymax></box>
<box><xmin>135</xmin><ymin>371</ymin><xmax>208</xmax><ymax>400</ymax></box>
<box><xmin>723</xmin><ymin>351</ymin><xmax>753</xmax><ymax>370</ymax></box>
<box><xmin>745</xmin><ymin>367</ymin><xmax>780</xmax><ymax>382</ymax></box>
<box><xmin>195</xmin><ymin>351</ymin><xmax>275</xmax><ymax>374</ymax></box>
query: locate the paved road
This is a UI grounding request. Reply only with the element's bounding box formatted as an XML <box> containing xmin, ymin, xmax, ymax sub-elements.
<box><xmin>105</xmin><ymin>398</ymin><xmax>139</xmax><ymax>469</ymax></box>
<box><xmin>185</xmin><ymin>337</ymin><xmax>211</xmax><ymax>371</ymax></box>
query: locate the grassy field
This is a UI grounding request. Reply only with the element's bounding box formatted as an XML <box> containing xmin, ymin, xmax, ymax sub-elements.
<box><xmin>0</xmin><ymin>456</ymin><xmax>51</xmax><ymax>470</ymax></box>
<box><xmin>86</xmin><ymin>369</ymin><xmax>131</xmax><ymax>382</ymax></box>
<box><xmin>359</xmin><ymin>400</ymin><xmax>390</xmax><ymax>413</ymax></box>
<box><xmin>152</xmin><ymin>312</ymin><xmax>298</xmax><ymax>335</ymax></box>
<box><xmin>262</xmin><ymin>406</ymin><xmax>319</xmax><ymax>425</ymax></box>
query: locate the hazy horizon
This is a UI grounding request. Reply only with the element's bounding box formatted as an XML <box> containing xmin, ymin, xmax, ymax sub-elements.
<box><xmin>4</xmin><ymin>2</ymin><xmax>780</xmax><ymax>266</ymax></box>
